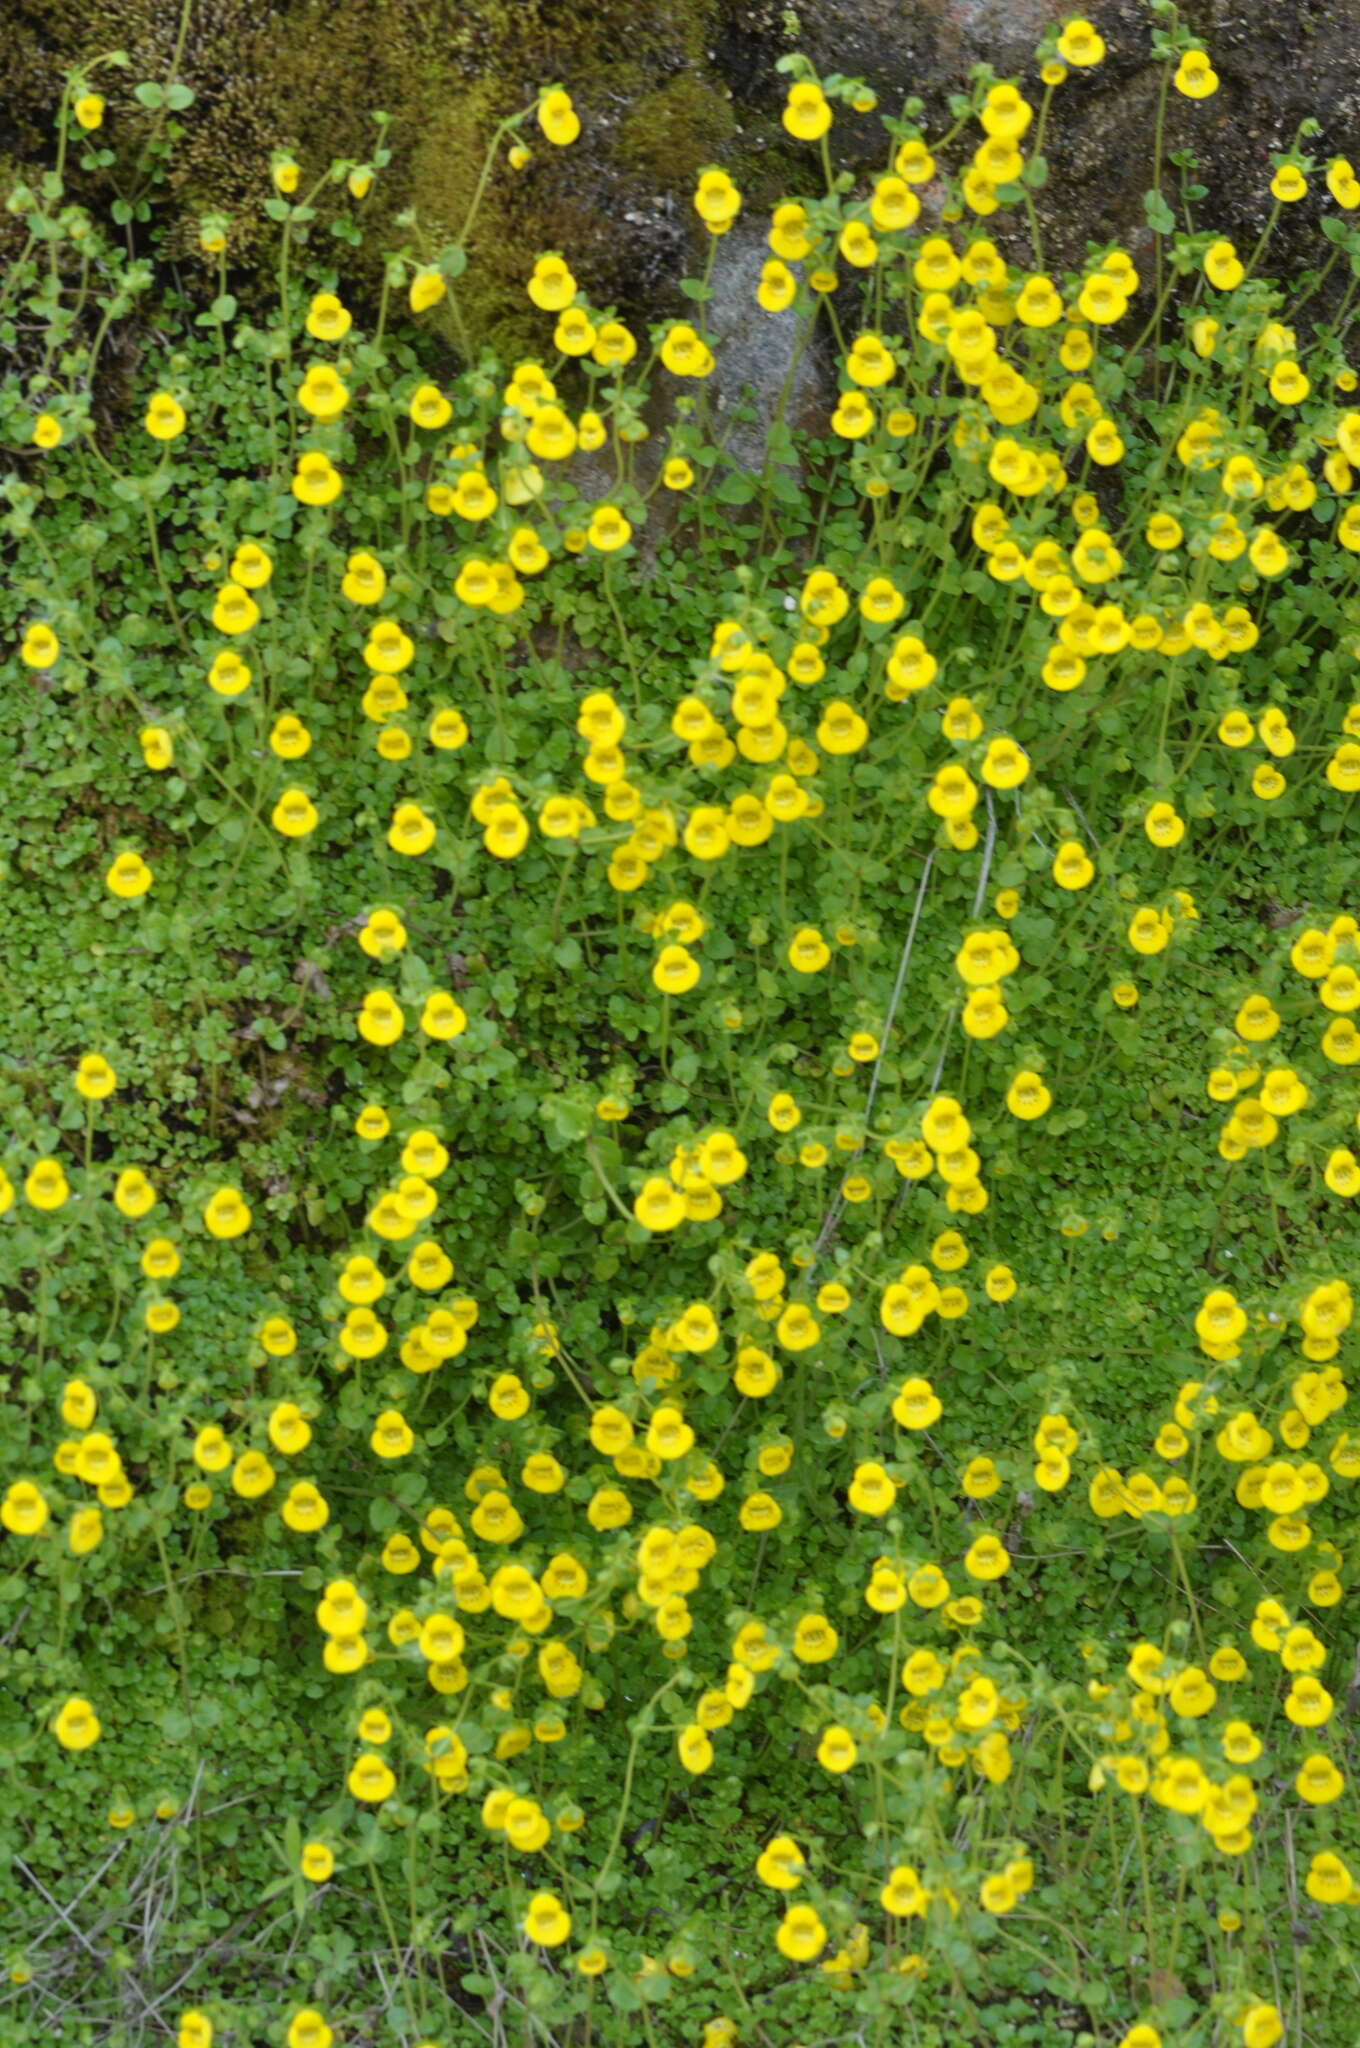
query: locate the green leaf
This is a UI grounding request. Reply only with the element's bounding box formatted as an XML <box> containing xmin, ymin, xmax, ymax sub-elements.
<box><xmin>1143</xmin><ymin>188</ymin><xmax>1175</xmax><ymax>235</ymax></box>
<box><xmin>713</xmin><ymin>472</ymin><xmax>756</xmax><ymax>506</ymax></box>
<box><xmin>164</xmin><ymin>81</ymin><xmax>196</xmax><ymax>110</ymax></box>
<box><xmin>132</xmin><ymin>81</ymin><xmax>164</xmax><ymax>108</ymax></box>
<box><xmin>678</xmin><ymin>279</ymin><xmax>714</xmax><ymax>303</ymax></box>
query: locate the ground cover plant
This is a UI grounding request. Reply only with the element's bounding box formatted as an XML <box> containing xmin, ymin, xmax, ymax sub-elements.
<box><xmin>3</xmin><ymin>7</ymin><xmax>1360</xmax><ymax>2045</ymax></box>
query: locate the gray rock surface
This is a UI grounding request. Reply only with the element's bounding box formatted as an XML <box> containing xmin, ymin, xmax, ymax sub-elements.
<box><xmin>704</xmin><ymin>221</ymin><xmax>831</xmax><ymax>471</ymax></box>
<box><xmin>6</xmin><ymin>0</ymin><xmax>1360</xmax><ymax>379</ymax></box>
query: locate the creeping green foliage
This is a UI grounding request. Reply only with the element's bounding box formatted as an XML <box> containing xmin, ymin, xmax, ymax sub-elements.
<box><xmin>2</xmin><ymin>19</ymin><xmax>1360</xmax><ymax>2048</ymax></box>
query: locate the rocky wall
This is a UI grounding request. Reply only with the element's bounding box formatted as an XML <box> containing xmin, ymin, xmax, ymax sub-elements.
<box><xmin>3</xmin><ymin>1</ymin><xmax>1359</xmax><ymax>372</ymax></box>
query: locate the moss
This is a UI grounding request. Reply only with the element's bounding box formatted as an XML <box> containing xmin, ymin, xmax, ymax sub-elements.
<box><xmin>404</xmin><ymin>73</ymin><xmax>521</xmax><ymax>355</ymax></box>
<box><xmin>402</xmin><ymin>1</ymin><xmax>732</xmax><ymax>362</ymax></box>
<box><xmin>8</xmin><ymin>0</ymin><xmax>1360</xmax><ymax>376</ymax></box>
<box><xmin>617</xmin><ymin>69</ymin><xmax>737</xmax><ymax>187</ymax></box>
<box><xmin>1</xmin><ymin>0</ymin><xmax>735</xmax><ymax>362</ymax></box>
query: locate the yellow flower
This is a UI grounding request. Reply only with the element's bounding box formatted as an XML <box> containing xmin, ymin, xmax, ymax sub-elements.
<box><xmin>524</xmin><ymin>1891</ymin><xmax>572</xmax><ymax>1945</ymax></box>
<box><xmin>1306</xmin><ymin>1851</ymin><xmax>1353</xmax><ymax>1904</ymax></box>
<box><xmin>74</xmin><ymin>93</ymin><xmax>105</xmax><ymax>129</ymax></box>
<box><xmin>1056</xmin><ymin>19</ymin><xmax>1104</xmax><ymax>66</ymax></box>
<box><xmin>787</xmin><ymin>926</ymin><xmax>831</xmax><ymax>973</ymax></box>
<box><xmin>653</xmin><ymin>944</ymin><xmax>701</xmax><ymax>994</ymax></box>
<box><xmin>287</xmin><ymin>2011</ymin><xmax>333</xmax><ymax>2048</ymax></box>
<box><xmin>421</xmin><ymin>992</ymin><xmax>467</xmax><ymax>1039</ymax></box>
<box><xmin>3</xmin><ymin>1480</ymin><xmax>50</xmax><ymax>1533</ymax></box>
<box><xmin>269</xmin><ymin>714</ymin><xmax>312</xmax><ymax>760</ymax></box>
<box><xmin>74</xmin><ymin>1053</ymin><xmax>117</xmax><ymax>1100</ymax></box>
<box><xmin>1006</xmin><ymin>1070</ymin><xmax>1051</xmax><ymax>1120</ymax></box>
<box><xmin>831</xmin><ymin>390</ymin><xmax>873</xmax><ymax>437</ymax></box>
<box><xmin>756</xmin><ymin>1834</ymin><xmax>806</xmax><ymax>1890</ymax></box>
<box><xmin>409</xmin><ymin>270</ymin><xmax>446</xmax><ymax>313</ymax></box>
<box><xmin>816</xmin><ymin>1724</ymin><xmax>857</xmax><ymax>1772</ymax></box>
<box><xmin>1269</xmin><ymin>359</ymin><xmax>1309</xmax><ymax>404</ymax></box>
<box><xmin>292</xmin><ymin>450</ymin><xmax>343</xmax><ymax>506</ymax></box>
<box><xmin>337</xmin><ymin>553</ymin><xmax>385</xmax><ymax>609</ymax></box>
<box><xmin>1204</xmin><ymin>239</ymin><xmax>1243</xmax><ymax>288</ymax></box>
<box><xmin>677</xmin><ymin>1724</ymin><xmax>714</xmax><ymax>1773</ymax></box>
<box><xmin>388</xmin><ymin>802</ymin><xmax>436</xmax><ymax>856</ymax></box>
<box><xmin>782</xmin><ymin>81</ymin><xmax>832</xmax><ymax>141</ymax></box>
<box><xmin>1127</xmin><ymin>906</ymin><xmax>1170</xmax><ymax>956</ymax></box>
<box><xmin>554</xmin><ymin>306</ymin><xmax>596</xmax><ymax>354</ymax></box>
<box><xmin>537</xmin><ymin>89</ymin><xmax>580</xmax><ymax>146</ymax></box>
<box><xmin>1077</xmin><ymin>273</ymin><xmax>1129</xmax><ymax>325</ymax></box>
<box><xmin>61</xmin><ymin>1380</ymin><xmax>98</xmax><ymax>1431</ymax></box>
<box><xmin>145</xmin><ymin>392</ymin><xmax>186</xmax><ymax>440</ymax></box>
<box><xmin>776</xmin><ymin>1903</ymin><xmax>827</xmax><ymax>1960</ymax></box>
<box><xmin>32</xmin><ymin>411</ymin><xmax>63</xmax><ymax>448</ymax></box>
<box><xmin>202</xmin><ymin>1186</ymin><xmax>251</xmax><ymax>1239</ymax></box>
<box><xmin>870</xmin><ymin>178</ymin><xmax>919</xmax><ymax>233</ymax></box>
<box><xmin>21</xmin><ymin>622</ymin><xmax>61</xmax><ymax>669</ymax></box>
<box><xmin>358</xmin><ymin>991</ymin><xmax>404</xmax><ymax>1048</ymax></box>
<box><xmin>114</xmin><ymin>1167</ymin><xmax>156</xmax><ymax>1219</ymax></box>
<box><xmin>1174</xmin><ymin>48</ymin><xmax>1219</xmax><ymax>98</ymax></box>
<box><xmin>139</xmin><ymin>724</ymin><xmax>174</xmax><ymax>770</ymax></box>
<box><xmin>305</xmin><ymin>292</ymin><xmax>351</xmax><ymax>340</ymax></box>
<box><xmin>53</xmin><ymin>1696</ymin><xmax>101</xmax><ymax>1749</ymax></box>
<box><xmin>587</xmin><ymin>504</ymin><xmax>632</xmax><ymax>552</ymax></box>
<box><xmin>211</xmin><ymin>583</ymin><xmax>259</xmax><ymax>636</ymax></box>
<box><xmin>694</xmin><ymin>168</ymin><xmax>742</xmax><ymax>231</ymax></box>
<box><xmin>371</xmin><ymin>1409</ymin><xmax>415</xmax><ymax>1459</ymax></box>
<box><xmin>1144</xmin><ymin>800</ymin><xmax>1185</xmax><ymax>847</ymax></box>
<box><xmin>106</xmin><ymin>851</ymin><xmax>152</xmax><ymax>899</ymax></box>
<box><xmin>964</xmin><ymin>1533</ymin><xmax>1011</xmax><ymax>1581</ymax></box>
<box><xmin>296</xmin><ymin>364</ymin><xmax>349</xmax><ymax>421</ymax></box>
<box><xmin>660</xmin><ymin>322</ymin><xmax>715</xmax><ymax>376</ymax></box>
<box><xmin>632</xmin><ymin>1177</ymin><xmax>685</xmax><ymax>1231</ymax></box>
<box><xmin>347</xmin><ymin>1753</ymin><xmax>395</xmax><ymax>1803</ymax></box>
<box><xmin>271</xmin><ymin>788</ymin><xmax>318</xmax><ymax>837</ymax></box>
<box><xmin>527</xmin><ymin>254</ymin><xmax>577</xmax><ymax>310</ymax></box>
<box><xmin>208</xmin><ymin>648</ymin><xmax>252</xmax><ymax>696</ymax></box>
<box><xmin>484</xmin><ymin>804</ymin><xmax>529</xmax><ymax>858</ymax></box>
<box><xmin>365</xmin><ymin>619</ymin><xmax>415</xmax><ymax>673</ymax></box>
<box><xmin>231</xmin><ymin>1450</ymin><xmax>275</xmax><ymax>1499</ymax></box>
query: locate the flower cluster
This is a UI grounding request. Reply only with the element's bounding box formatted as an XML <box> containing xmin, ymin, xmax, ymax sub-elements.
<box><xmin>4</xmin><ymin>16</ymin><xmax>1360</xmax><ymax>2047</ymax></box>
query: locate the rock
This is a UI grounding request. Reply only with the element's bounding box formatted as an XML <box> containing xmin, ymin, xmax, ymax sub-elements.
<box><xmin>704</xmin><ymin>219</ymin><xmax>830</xmax><ymax>472</ymax></box>
<box><xmin>6</xmin><ymin>0</ymin><xmax>1360</xmax><ymax>391</ymax></box>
